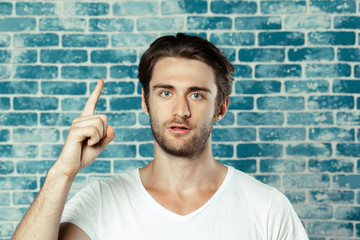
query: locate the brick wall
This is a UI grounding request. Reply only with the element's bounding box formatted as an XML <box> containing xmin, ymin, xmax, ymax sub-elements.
<box><xmin>0</xmin><ymin>0</ymin><xmax>360</xmax><ymax>239</ymax></box>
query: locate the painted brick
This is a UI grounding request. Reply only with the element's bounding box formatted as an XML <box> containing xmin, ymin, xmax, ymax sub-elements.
<box><xmin>0</xmin><ymin>50</ymin><xmax>37</xmax><ymax>63</ymax></box>
<box><xmin>107</xmin><ymin>113</ymin><xmax>136</xmax><ymax>127</ymax></box>
<box><xmin>89</xmin><ymin>18</ymin><xmax>134</xmax><ymax>32</ymax></box>
<box><xmin>337</xmin><ymin>143</ymin><xmax>360</xmax><ymax>157</ymax></box>
<box><xmin>255</xmin><ymin>175</ymin><xmax>280</xmax><ymax>188</ymax></box>
<box><xmin>0</xmin><ymin>98</ymin><xmax>10</xmax><ymax>110</ymax></box>
<box><xmin>294</xmin><ymin>204</ymin><xmax>332</xmax><ymax>219</ymax></box>
<box><xmin>257</xmin><ymin>97</ymin><xmax>304</xmax><ymax>110</ymax></box>
<box><xmin>0</xmin><ymin>129</ymin><xmax>10</xmax><ymax>142</ymax></box>
<box><xmin>0</xmin><ymin>177</ymin><xmax>37</xmax><ymax>190</ymax></box>
<box><xmin>0</xmin><ymin>66</ymin><xmax>10</xmax><ymax>79</ymax></box>
<box><xmin>64</xmin><ymin>2</ymin><xmax>109</xmax><ymax>16</ymax></box>
<box><xmin>80</xmin><ymin>161</ymin><xmax>111</xmax><ymax>174</ymax></box>
<box><xmin>40</xmin><ymin>113</ymin><xmax>78</xmax><ymax>126</ymax></box>
<box><xmin>0</xmin><ymin>161</ymin><xmax>14</xmax><ymax>174</ymax></box>
<box><xmin>14</xmin><ymin>33</ymin><xmax>59</xmax><ymax>47</ymax></box>
<box><xmin>235</xmin><ymin>80</ymin><xmax>281</xmax><ymax>94</ymax></box>
<box><xmin>41</xmin><ymin>144</ymin><xmax>62</xmax><ymax>158</ymax></box>
<box><xmin>110</xmin><ymin>97</ymin><xmax>142</xmax><ymax>110</ymax></box>
<box><xmin>222</xmin><ymin>48</ymin><xmax>236</xmax><ymax>62</ymax></box>
<box><xmin>237</xmin><ymin>112</ymin><xmax>284</xmax><ymax>126</ymax></box>
<box><xmin>308</xmin><ymin>31</ymin><xmax>355</xmax><ymax>45</ymax></box>
<box><xmin>260</xmin><ymin>1</ymin><xmax>306</xmax><ymax>14</ymax></box>
<box><xmin>309</xmin><ymin>128</ymin><xmax>354</xmax><ymax>141</ymax></box>
<box><xmin>306</xmin><ymin>64</ymin><xmax>351</xmax><ymax>77</ymax></box>
<box><xmin>210</xmin><ymin>33</ymin><xmax>254</xmax><ymax>46</ymax></box>
<box><xmin>0</xmin><ymin>34</ymin><xmax>10</xmax><ymax>47</ymax></box>
<box><xmin>16</xmin><ymin>2</ymin><xmax>59</xmax><ymax>15</ymax></box>
<box><xmin>307</xmin><ymin>221</ymin><xmax>354</xmax><ymax>236</ymax></box>
<box><xmin>309</xmin><ymin>159</ymin><xmax>354</xmax><ymax>173</ymax></box>
<box><xmin>211</xmin><ymin>1</ymin><xmax>256</xmax><ymax>14</ymax></box>
<box><xmin>284</xmin><ymin>191</ymin><xmax>306</xmax><ymax>203</ymax></box>
<box><xmin>309</xmin><ymin>190</ymin><xmax>354</xmax><ymax>204</ymax></box>
<box><xmin>91</xmin><ymin>50</ymin><xmax>137</xmax><ymax>63</ymax></box>
<box><xmin>337</xmin><ymin>112</ymin><xmax>360</xmax><ymax>126</ymax></box>
<box><xmin>187</xmin><ymin>17</ymin><xmax>232</xmax><ymax>30</ymax></box>
<box><xmin>233</xmin><ymin>65</ymin><xmax>252</xmax><ymax>78</ymax></box>
<box><xmin>13</xmin><ymin>97</ymin><xmax>58</xmax><ymax>110</ymax></box>
<box><xmin>220</xmin><ymin>160</ymin><xmax>256</xmax><ymax>173</ymax></box>
<box><xmin>258</xmin><ymin>32</ymin><xmax>304</xmax><ymax>46</ymax></box>
<box><xmin>0</xmin><ymin>18</ymin><xmax>36</xmax><ymax>31</ymax></box>
<box><xmin>61</xmin><ymin>66</ymin><xmax>106</xmax><ymax>79</ymax></box>
<box><xmin>0</xmin><ymin>145</ymin><xmax>38</xmax><ymax>158</ymax></box>
<box><xmin>110</xmin><ymin>65</ymin><xmax>138</xmax><ymax>79</ymax></box>
<box><xmin>162</xmin><ymin>1</ymin><xmax>207</xmax><ymax>14</ymax></box>
<box><xmin>114</xmin><ymin>160</ymin><xmax>150</xmax><ymax>173</ymax></box>
<box><xmin>285</xmin><ymin>16</ymin><xmax>330</xmax><ymax>29</ymax></box>
<box><xmin>308</xmin><ymin>96</ymin><xmax>354</xmax><ymax>110</ymax></box>
<box><xmin>259</xmin><ymin>128</ymin><xmax>305</xmax><ymax>141</ymax></box>
<box><xmin>93</xmin><ymin>81</ymin><xmax>135</xmax><ymax>96</ymax></box>
<box><xmin>0</xmin><ymin>113</ymin><xmax>37</xmax><ymax>126</ymax></box>
<box><xmin>356</xmin><ymin>65</ymin><xmax>360</xmax><ymax>78</ymax></box>
<box><xmin>14</xmin><ymin>66</ymin><xmax>57</xmax><ymax>79</ymax></box>
<box><xmin>212</xmin><ymin>144</ymin><xmax>234</xmax><ymax>158</ymax></box>
<box><xmin>112</xmin><ymin>33</ymin><xmax>157</xmax><ymax>47</ymax></box>
<box><xmin>285</xmin><ymin>80</ymin><xmax>329</xmax><ymax>94</ymax></box>
<box><xmin>214</xmin><ymin>112</ymin><xmax>234</xmax><ymax>126</ymax></box>
<box><xmin>334</xmin><ymin>16</ymin><xmax>360</xmax><ymax>29</ymax></box>
<box><xmin>13</xmin><ymin>128</ymin><xmax>60</xmax><ymax>142</ymax></box>
<box><xmin>283</xmin><ymin>174</ymin><xmax>330</xmax><ymax>188</ymax></box>
<box><xmin>40</xmin><ymin>50</ymin><xmax>87</xmax><ymax>63</ymax></box>
<box><xmin>237</xmin><ymin>143</ymin><xmax>282</xmax><ymax>158</ymax></box>
<box><xmin>114</xmin><ymin>128</ymin><xmax>153</xmax><ymax>142</ymax></box>
<box><xmin>17</xmin><ymin>160</ymin><xmax>54</xmax><ymax>174</ymax></box>
<box><xmin>99</xmin><ymin>144</ymin><xmax>136</xmax><ymax>158</ymax></box>
<box><xmin>335</xmin><ymin>207</ymin><xmax>360</xmax><ymax>220</ymax></box>
<box><xmin>0</xmin><ymin>3</ymin><xmax>12</xmax><ymax>15</ymax></box>
<box><xmin>212</xmin><ymin>128</ymin><xmax>256</xmax><ymax>142</ymax></box>
<box><xmin>138</xmin><ymin>17</ymin><xmax>184</xmax><ymax>31</ymax></box>
<box><xmin>139</xmin><ymin>112</ymin><xmax>150</xmax><ymax>126</ymax></box>
<box><xmin>255</xmin><ymin>65</ymin><xmax>301</xmax><ymax>78</ymax></box>
<box><xmin>358</xmin><ymin>224</ymin><xmax>360</xmax><ymax>237</ymax></box>
<box><xmin>333</xmin><ymin>175</ymin><xmax>360</xmax><ymax>188</ymax></box>
<box><xmin>114</xmin><ymin>2</ymin><xmax>158</xmax><ymax>16</ymax></box>
<box><xmin>338</xmin><ymin>48</ymin><xmax>360</xmax><ymax>61</ymax></box>
<box><xmin>309</xmin><ymin>0</ymin><xmax>356</xmax><ymax>13</ymax></box>
<box><xmin>0</xmin><ymin>208</ymin><xmax>28</xmax><ymax>221</ymax></box>
<box><xmin>63</xmin><ymin>34</ymin><xmax>108</xmax><ymax>47</ymax></box>
<box><xmin>139</xmin><ymin>143</ymin><xmax>154</xmax><ymax>157</ymax></box>
<box><xmin>41</xmin><ymin>82</ymin><xmax>86</xmax><ymax>95</ymax></box>
<box><xmin>0</xmin><ymin>192</ymin><xmax>10</xmax><ymax>206</ymax></box>
<box><xmin>235</xmin><ymin>17</ymin><xmax>281</xmax><ymax>30</ymax></box>
<box><xmin>287</xmin><ymin>143</ymin><xmax>332</xmax><ymax>157</ymax></box>
<box><xmin>260</xmin><ymin>159</ymin><xmax>305</xmax><ymax>173</ymax></box>
<box><xmin>61</xmin><ymin>98</ymin><xmax>106</xmax><ymax>111</ymax></box>
<box><xmin>12</xmin><ymin>192</ymin><xmax>38</xmax><ymax>205</ymax></box>
<box><xmin>228</xmin><ymin>97</ymin><xmax>253</xmax><ymax>110</ymax></box>
<box><xmin>288</xmin><ymin>48</ymin><xmax>334</xmax><ymax>61</ymax></box>
<box><xmin>239</xmin><ymin>49</ymin><xmax>284</xmax><ymax>62</ymax></box>
<box><xmin>39</xmin><ymin>17</ymin><xmax>85</xmax><ymax>31</ymax></box>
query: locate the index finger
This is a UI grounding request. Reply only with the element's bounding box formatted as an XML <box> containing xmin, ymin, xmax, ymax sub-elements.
<box><xmin>82</xmin><ymin>79</ymin><xmax>104</xmax><ymax>116</ymax></box>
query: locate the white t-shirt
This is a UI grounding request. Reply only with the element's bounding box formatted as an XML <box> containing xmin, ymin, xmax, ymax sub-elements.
<box><xmin>61</xmin><ymin>166</ymin><xmax>308</xmax><ymax>240</ymax></box>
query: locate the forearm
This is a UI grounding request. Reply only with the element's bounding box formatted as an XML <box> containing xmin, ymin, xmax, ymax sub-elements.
<box><xmin>12</xmin><ymin>164</ymin><xmax>74</xmax><ymax>240</ymax></box>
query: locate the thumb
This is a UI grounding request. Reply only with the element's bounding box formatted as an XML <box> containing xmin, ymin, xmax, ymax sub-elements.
<box><xmin>100</xmin><ymin>126</ymin><xmax>115</xmax><ymax>150</ymax></box>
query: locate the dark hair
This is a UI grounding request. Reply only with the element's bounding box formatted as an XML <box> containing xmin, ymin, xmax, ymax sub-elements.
<box><xmin>138</xmin><ymin>33</ymin><xmax>234</xmax><ymax>106</ymax></box>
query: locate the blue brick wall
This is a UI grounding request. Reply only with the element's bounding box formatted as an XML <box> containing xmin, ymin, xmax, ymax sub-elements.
<box><xmin>0</xmin><ymin>0</ymin><xmax>359</xmax><ymax>239</ymax></box>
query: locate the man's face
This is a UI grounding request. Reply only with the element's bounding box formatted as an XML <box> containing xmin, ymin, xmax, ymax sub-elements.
<box><xmin>142</xmin><ymin>57</ymin><xmax>222</xmax><ymax>158</ymax></box>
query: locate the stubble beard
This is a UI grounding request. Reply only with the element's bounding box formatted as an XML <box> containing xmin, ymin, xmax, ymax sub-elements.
<box><xmin>149</xmin><ymin>112</ymin><xmax>215</xmax><ymax>158</ymax></box>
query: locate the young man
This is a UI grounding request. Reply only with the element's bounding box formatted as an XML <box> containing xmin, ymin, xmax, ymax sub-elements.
<box><xmin>13</xmin><ymin>33</ymin><xmax>308</xmax><ymax>239</ymax></box>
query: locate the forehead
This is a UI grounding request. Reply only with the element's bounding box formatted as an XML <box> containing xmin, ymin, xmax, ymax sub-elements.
<box><xmin>150</xmin><ymin>57</ymin><xmax>217</xmax><ymax>90</ymax></box>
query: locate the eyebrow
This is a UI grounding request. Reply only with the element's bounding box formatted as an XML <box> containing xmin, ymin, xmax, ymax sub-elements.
<box><xmin>152</xmin><ymin>84</ymin><xmax>212</xmax><ymax>93</ymax></box>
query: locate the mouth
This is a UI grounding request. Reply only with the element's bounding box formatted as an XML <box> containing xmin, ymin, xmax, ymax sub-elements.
<box><xmin>168</xmin><ymin>124</ymin><xmax>191</xmax><ymax>134</ymax></box>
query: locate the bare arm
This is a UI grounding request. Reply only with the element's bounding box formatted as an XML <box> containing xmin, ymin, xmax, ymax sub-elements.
<box><xmin>12</xmin><ymin>79</ymin><xmax>115</xmax><ymax>240</ymax></box>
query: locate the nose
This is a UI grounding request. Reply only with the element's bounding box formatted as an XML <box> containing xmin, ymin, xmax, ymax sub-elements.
<box><xmin>172</xmin><ymin>96</ymin><xmax>190</xmax><ymax>119</ymax></box>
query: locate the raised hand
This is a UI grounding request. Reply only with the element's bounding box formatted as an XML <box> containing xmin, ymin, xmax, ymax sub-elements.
<box><xmin>54</xmin><ymin>79</ymin><xmax>115</xmax><ymax>179</ymax></box>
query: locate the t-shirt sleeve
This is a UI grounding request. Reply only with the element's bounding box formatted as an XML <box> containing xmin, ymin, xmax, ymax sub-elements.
<box><xmin>267</xmin><ymin>189</ymin><xmax>309</xmax><ymax>240</ymax></box>
<box><xmin>61</xmin><ymin>180</ymin><xmax>101</xmax><ymax>240</ymax></box>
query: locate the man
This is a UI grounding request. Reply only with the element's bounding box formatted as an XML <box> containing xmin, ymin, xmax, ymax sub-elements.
<box><xmin>13</xmin><ymin>33</ymin><xmax>308</xmax><ymax>239</ymax></box>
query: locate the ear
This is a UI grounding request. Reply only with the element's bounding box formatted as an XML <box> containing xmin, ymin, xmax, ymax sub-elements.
<box><xmin>141</xmin><ymin>88</ymin><xmax>149</xmax><ymax>115</ymax></box>
<box><xmin>214</xmin><ymin>96</ymin><xmax>230</xmax><ymax>122</ymax></box>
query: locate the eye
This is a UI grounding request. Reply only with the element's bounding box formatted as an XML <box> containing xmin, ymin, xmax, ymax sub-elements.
<box><xmin>191</xmin><ymin>93</ymin><xmax>203</xmax><ymax>100</ymax></box>
<box><xmin>160</xmin><ymin>91</ymin><xmax>172</xmax><ymax>98</ymax></box>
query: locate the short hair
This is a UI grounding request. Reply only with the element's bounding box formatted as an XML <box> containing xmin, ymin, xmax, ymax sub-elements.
<box><xmin>138</xmin><ymin>33</ymin><xmax>234</xmax><ymax>107</ymax></box>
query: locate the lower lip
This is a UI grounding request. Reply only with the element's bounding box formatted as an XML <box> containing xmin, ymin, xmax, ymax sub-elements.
<box><xmin>168</xmin><ymin>128</ymin><xmax>190</xmax><ymax>134</ymax></box>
